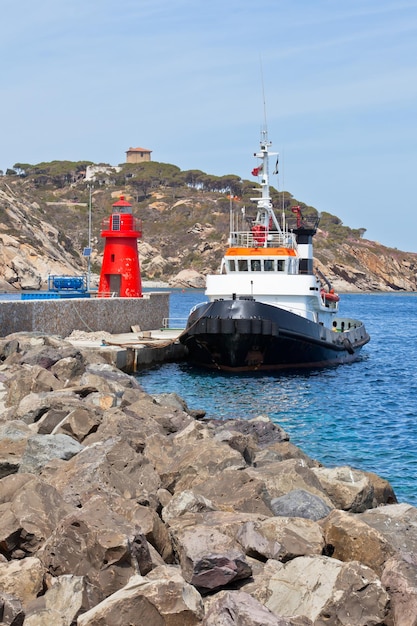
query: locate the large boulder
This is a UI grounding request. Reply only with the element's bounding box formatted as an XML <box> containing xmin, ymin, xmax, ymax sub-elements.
<box><xmin>311</xmin><ymin>466</ymin><xmax>376</xmax><ymax>512</ymax></box>
<box><xmin>246</xmin><ymin>459</ymin><xmax>334</xmax><ymax>508</ymax></box>
<box><xmin>0</xmin><ymin>473</ymin><xmax>75</xmax><ymax>557</ymax></box>
<box><xmin>24</xmin><ymin>575</ymin><xmax>89</xmax><ymax>626</ymax></box>
<box><xmin>170</xmin><ymin>269</ymin><xmax>205</xmax><ymax>288</ymax></box>
<box><xmin>321</xmin><ymin>509</ymin><xmax>398</xmax><ymax>576</ymax></box>
<box><xmin>192</xmin><ymin>469</ymin><xmax>274</xmax><ymax>516</ymax></box>
<box><xmin>39</xmin><ymin>495</ymin><xmax>155</xmax><ymax>604</ymax></box>
<box><xmin>358</xmin><ymin>502</ymin><xmax>417</xmax><ymax>555</ymax></box>
<box><xmin>246</xmin><ymin>556</ymin><xmax>390</xmax><ymax>624</ymax></box>
<box><xmin>236</xmin><ymin>516</ymin><xmax>325</xmax><ymax>562</ymax></box>
<box><xmin>4</xmin><ymin>365</ymin><xmax>63</xmax><ymax>406</ymax></box>
<box><xmin>203</xmin><ymin>590</ymin><xmax>311</xmax><ymax>626</ymax></box>
<box><xmin>169</xmin><ymin>523</ymin><xmax>252</xmax><ymax>592</ymax></box>
<box><xmin>0</xmin><ymin>420</ymin><xmax>32</xmax><ymax>478</ymax></box>
<box><xmin>42</xmin><ymin>437</ymin><xmax>161</xmax><ymax>508</ymax></box>
<box><xmin>381</xmin><ymin>556</ymin><xmax>417</xmax><ymax>626</ymax></box>
<box><xmin>77</xmin><ymin>566</ymin><xmax>204</xmax><ymax>626</ymax></box>
<box><xmin>270</xmin><ymin>488</ymin><xmax>333</xmax><ymax>521</ymax></box>
<box><xmin>0</xmin><ymin>557</ymin><xmax>45</xmax><ymax>606</ymax></box>
<box><xmin>18</xmin><ymin>433</ymin><xmax>83</xmax><ymax>474</ymax></box>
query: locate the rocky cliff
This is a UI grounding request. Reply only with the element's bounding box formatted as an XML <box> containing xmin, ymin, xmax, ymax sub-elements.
<box><xmin>1</xmin><ymin>174</ymin><xmax>416</xmax><ymax>293</ymax></box>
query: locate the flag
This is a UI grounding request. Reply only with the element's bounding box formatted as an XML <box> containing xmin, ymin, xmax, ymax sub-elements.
<box><xmin>251</xmin><ymin>164</ymin><xmax>263</xmax><ymax>177</ymax></box>
<box><xmin>273</xmin><ymin>156</ymin><xmax>279</xmax><ymax>175</ymax></box>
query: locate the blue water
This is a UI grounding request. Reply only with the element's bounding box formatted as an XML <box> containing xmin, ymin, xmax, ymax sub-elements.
<box><xmin>137</xmin><ymin>290</ymin><xmax>417</xmax><ymax>506</ymax></box>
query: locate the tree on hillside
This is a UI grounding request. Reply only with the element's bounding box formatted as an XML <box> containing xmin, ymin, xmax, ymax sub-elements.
<box><xmin>21</xmin><ymin>160</ymin><xmax>93</xmax><ymax>188</ymax></box>
<box><xmin>13</xmin><ymin>163</ymin><xmax>32</xmax><ymax>176</ymax></box>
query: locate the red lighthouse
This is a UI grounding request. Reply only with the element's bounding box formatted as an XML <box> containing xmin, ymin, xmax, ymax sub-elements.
<box><xmin>98</xmin><ymin>195</ymin><xmax>142</xmax><ymax>297</ymax></box>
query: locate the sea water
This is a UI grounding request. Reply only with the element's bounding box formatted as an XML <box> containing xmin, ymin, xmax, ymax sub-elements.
<box><xmin>137</xmin><ymin>290</ymin><xmax>417</xmax><ymax>506</ymax></box>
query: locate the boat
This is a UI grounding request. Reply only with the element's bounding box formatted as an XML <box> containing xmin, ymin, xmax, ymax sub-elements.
<box><xmin>179</xmin><ymin>129</ymin><xmax>370</xmax><ymax>371</ymax></box>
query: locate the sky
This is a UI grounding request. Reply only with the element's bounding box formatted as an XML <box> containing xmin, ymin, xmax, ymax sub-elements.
<box><xmin>1</xmin><ymin>0</ymin><xmax>417</xmax><ymax>252</ymax></box>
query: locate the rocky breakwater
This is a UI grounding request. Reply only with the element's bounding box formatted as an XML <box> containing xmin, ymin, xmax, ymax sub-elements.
<box><xmin>0</xmin><ymin>333</ymin><xmax>415</xmax><ymax>625</ymax></box>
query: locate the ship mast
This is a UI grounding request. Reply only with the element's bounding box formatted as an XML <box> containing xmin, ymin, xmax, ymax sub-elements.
<box><xmin>250</xmin><ymin>128</ymin><xmax>282</xmax><ymax>236</ymax></box>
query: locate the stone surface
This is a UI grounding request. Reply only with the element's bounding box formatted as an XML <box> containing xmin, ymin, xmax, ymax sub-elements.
<box><xmin>237</xmin><ymin>516</ymin><xmax>325</xmax><ymax>562</ymax></box>
<box><xmin>0</xmin><ymin>592</ymin><xmax>25</xmax><ymax>626</ymax></box>
<box><xmin>18</xmin><ymin>433</ymin><xmax>83</xmax><ymax>474</ymax></box>
<box><xmin>24</xmin><ymin>574</ymin><xmax>87</xmax><ymax>626</ymax></box>
<box><xmin>203</xmin><ymin>590</ymin><xmax>311</xmax><ymax>625</ymax></box>
<box><xmin>381</xmin><ymin>556</ymin><xmax>417</xmax><ymax>626</ymax></box>
<box><xmin>311</xmin><ymin>465</ymin><xmax>376</xmax><ymax>512</ymax></box>
<box><xmin>170</xmin><ymin>523</ymin><xmax>252</xmax><ymax>591</ymax></box>
<box><xmin>246</xmin><ymin>459</ymin><xmax>334</xmax><ymax>508</ymax></box>
<box><xmin>39</xmin><ymin>495</ymin><xmax>154</xmax><ymax>604</ymax></box>
<box><xmin>247</xmin><ymin>556</ymin><xmax>390</xmax><ymax>625</ymax></box>
<box><xmin>270</xmin><ymin>488</ymin><xmax>333</xmax><ymax>520</ymax></box>
<box><xmin>77</xmin><ymin>566</ymin><xmax>204</xmax><ymax>626</ymax></box>
<box><xmin>321</xmin><ymin>509</ymin><xmax>397</xmax><ymax>576</ymax></box>
<box><xmin>0</xmin><ymin>557</ymin><xmax>45</xmax><ymax>605</ymax></box>
<box><xmin>0</xmin><ymin>420</ymin><xmax>32</xmax><ymax>478</ymax></box>
<box><xmin>0</xmin><ymin>473</ymin><xmax>75</xmax><ymax>557</ymax></box>
<box><xmin>0</xmin><ymin>330</ymin><xmax>413</xmax><ymax>624</ymax></box>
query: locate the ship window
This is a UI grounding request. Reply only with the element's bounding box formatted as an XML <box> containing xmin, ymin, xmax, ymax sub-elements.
<box><xmin>264</xmin><ymin>260</ymin><xmax>274</xmax><ymax>271</ymax></box>
<box><xmin>250</xmin><ymin>259</ymin><xmax>261</xmax><ymax>271</ymax></box>
<box><xmin>277</xmin><ymin>260</ymin><xmax>285</xmax><ymax>272</ymax></box>
<box><xmin>238</xmin><ymin>259</ymin><xmax>248</xmax><ymax>271</ymax></box>
<box><xmin>228</xmin><ymin>259</ymin><xmax>236</xmax><ymax>272</ymax></box>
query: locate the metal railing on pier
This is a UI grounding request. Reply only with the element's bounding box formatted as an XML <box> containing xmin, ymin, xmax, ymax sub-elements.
<box><xmin>162</xmin><ymin>317</ymin><xmax>188</xmax><ymax>329</ymax></box>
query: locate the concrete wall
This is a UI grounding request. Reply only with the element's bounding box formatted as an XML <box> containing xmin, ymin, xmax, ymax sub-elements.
<box><xmin>0</xmin><ymin>292</ymin><xmax>169</xmax><ymax>338</ymax></box>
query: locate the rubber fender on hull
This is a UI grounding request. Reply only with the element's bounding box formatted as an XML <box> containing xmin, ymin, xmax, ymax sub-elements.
<box><xmin>194</xmin><ymin>317</ymin><xmax>279</xmax><ymax>337</ymax></box>
<box><xmin>342</xmin><ymin>337</ymin><xmax>355</xmax><ymax>354</ymax></box>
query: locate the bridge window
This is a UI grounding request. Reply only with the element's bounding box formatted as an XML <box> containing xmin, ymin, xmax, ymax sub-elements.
<box><xmin>264</xmin><ymin>260</ymin><xmax>274</xmax><ymax>271</ymax></box>
<box><xmin>250</xmin><ymin>259</ymin><xmax>261</xmax><ymax>271</ymax></box>
<box><xmin>238</xmin><ymin>259</ymin><xmax>248</xmax><ymax>271</ymax></box>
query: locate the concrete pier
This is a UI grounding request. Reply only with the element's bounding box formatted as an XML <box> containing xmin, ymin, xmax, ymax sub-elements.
<box><xmin>0</xmin><ymin>291</ymin><xmax>188</xmax><ymax>373</ymax></box>
<box><xmin>67</xmin><ymin>328</ymin><xmax>187</xmax><ymax>373</ymax></box>
<box><xmin>0</xmin><ymin>292</ymin><xmax>169</xmax><ymax>336</ymax></box>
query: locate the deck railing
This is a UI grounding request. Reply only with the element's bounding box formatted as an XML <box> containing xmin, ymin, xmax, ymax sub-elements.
<box><xmin>230</xmin><ymin>231</ymin><xmax>298</xmax><ymax>248</ymax></box>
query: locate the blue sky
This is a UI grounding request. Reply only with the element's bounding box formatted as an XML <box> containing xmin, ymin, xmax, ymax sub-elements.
<box><xmin>2</xmin><ymin>0</ymin><xmax>417</xmax><ymax>251</ymax></box>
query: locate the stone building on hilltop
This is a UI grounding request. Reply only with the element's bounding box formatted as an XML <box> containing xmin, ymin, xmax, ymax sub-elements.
<box><xmin>126</xmin><ymin>147</ymin><xmax>152</xmax><ymax>164</ymax></box>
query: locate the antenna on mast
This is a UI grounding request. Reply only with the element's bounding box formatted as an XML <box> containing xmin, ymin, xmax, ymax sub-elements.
<box><xmin>259</xmin><ymin>56</ymin><xmax>268</xmax><ymax>137</ymax></box>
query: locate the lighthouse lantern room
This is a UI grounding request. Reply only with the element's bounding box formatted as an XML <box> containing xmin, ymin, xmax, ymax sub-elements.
<box><xmin>98</xmin><ymin>195</ymin><xmax>143</xmax><ymax>297</ymax></box>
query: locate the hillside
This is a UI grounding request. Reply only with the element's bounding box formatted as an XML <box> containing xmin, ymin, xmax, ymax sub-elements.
<box><xmin>0</xmin><ymin>161</ymin><xmax>416</xmax><ymax>292</ymax></box>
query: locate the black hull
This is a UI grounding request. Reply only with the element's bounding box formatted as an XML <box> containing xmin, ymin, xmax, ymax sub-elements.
<box><xmin>180</xmin><ymin>298</ymin><xmax>370</xmax><ymax>372</ymax></box>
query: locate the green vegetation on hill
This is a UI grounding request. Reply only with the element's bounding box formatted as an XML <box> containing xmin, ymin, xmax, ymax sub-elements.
<box><xmin>5</xmin><ymin>157</ymin><xmax>415</xmax><ymax>293</ymax></box>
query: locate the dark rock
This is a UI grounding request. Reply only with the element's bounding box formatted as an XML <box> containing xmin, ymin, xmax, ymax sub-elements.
<box><xmin>170</xmin><ymin>524</ymin><xmax>252</xmax><ymax>592</ymax></box>
<box><xmin>270</xmin><ymin>488</ymin><xmax>333</xmax><ymax>521</ymax></box>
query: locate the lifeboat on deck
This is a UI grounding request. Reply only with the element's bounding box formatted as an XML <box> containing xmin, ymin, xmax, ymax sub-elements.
<box><xmin>321</xmin><ymin>289</ymin><xmax>340</xmax><ymax>303</ymax></box>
